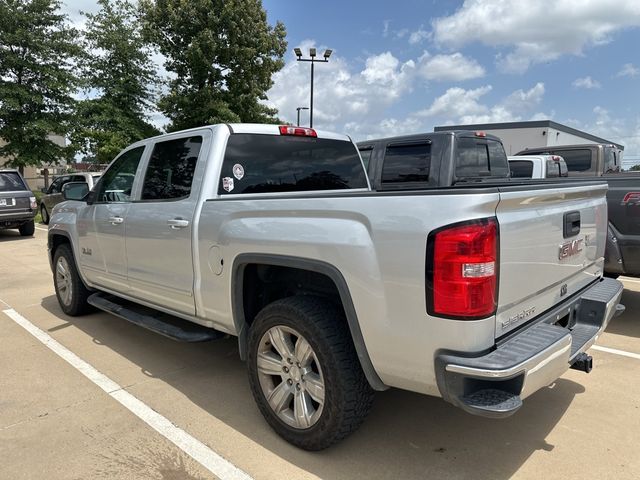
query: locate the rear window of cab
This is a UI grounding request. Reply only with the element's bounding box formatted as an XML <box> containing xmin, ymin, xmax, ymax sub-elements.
<box><xmin>218</xmin><ymin>134</ymin><xmax>368</xmax><ymax>195</ymax></box>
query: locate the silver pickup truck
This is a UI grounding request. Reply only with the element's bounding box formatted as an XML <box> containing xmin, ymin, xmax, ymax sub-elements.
<box><xmin>48</xmin><ymin>124</ymin><xmax>624</xmax><ymax>450</ymax></box>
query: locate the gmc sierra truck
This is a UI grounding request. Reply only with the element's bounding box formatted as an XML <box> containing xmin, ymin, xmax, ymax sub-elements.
<box><xmin>48</xmin><ymin>125</ymin><xmax>624</xmax><ymax>450</ymax></box>
<box><xmin>515</xmin><ymin>143</ymin><xmax>640</xmax><ymax>277</ymax></box>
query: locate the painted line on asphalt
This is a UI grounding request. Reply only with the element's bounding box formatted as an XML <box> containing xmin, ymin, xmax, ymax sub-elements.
<box><xmin>2</xmin><ymin>306</ymin><xmax>253</xmax><ymax>480</ymax></box>
<box><xmin>35</xmin><ymin>226</ymin><xmax>48</xmax><ymax>232</ymax></box>
<box><xmin>593</xmin><ymin>344</ymin><xmax>640</xmax><ymax>361</ymax></box>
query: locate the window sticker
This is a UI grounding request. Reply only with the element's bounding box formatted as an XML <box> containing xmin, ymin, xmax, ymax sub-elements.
<box><xmin>222</xmin><ymin>177</ymin><xmax>234</xmax><ymax>192</ymax></box>
<box><xmin>232</xmin><ymin>163</ymin><xmax>245</xmax><ymax>180</ymax></box>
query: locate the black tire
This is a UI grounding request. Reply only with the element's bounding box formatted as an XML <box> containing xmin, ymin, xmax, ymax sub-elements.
<box><xmin>53</xmin><ymin>243</ymin><xmax>93</xmax><ymax>316</ymax></box>
<box><xmin>41</xmin><ymin>204</ymin><xmax>49</xmax><ymax>225</ymax></box>
<box><xmin>19</xmin><ymin>220</ymin><xmax>35</xmax><ymax>236</ymax></box>
<box><xmin>247</xmin><ymin>295</ymin><xmax>374</xmax><ymax>450</ymax></box>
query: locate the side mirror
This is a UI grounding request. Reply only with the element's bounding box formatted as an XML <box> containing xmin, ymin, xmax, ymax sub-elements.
<box><xmin>62</xmin><ymin>182</ymin><xmax>89</xmax><ymax>201</ymax></box>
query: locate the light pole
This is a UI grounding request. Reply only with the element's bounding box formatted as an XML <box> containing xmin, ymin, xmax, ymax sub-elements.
<box><xmin>296</xmin><ymin>106</ymin><xmax>309</xmax><ymax>126</ymax></box>
<box><xmin>294</xmin><ymin>47</ymin><xmax>332</xmax><ymax>128</ymax></box>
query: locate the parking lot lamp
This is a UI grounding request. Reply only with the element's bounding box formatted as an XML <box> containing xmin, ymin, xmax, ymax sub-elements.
<box><xmin>294</xmin><ymin>48</ymin><xmax>332</xmax><ymax>128</ymax></box>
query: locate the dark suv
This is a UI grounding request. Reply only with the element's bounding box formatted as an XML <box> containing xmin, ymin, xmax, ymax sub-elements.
<box><xmin>0</xmin><ymin>169</ymin><xmax>36</xmax><ymax>236</ymax></box>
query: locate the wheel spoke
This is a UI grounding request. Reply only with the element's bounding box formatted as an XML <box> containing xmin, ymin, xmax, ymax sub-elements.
<box><xmin>268</xmin><ymin>327</ymin><xmax>294</xmax><ymax>360</ymax></box>
<box><xmin>304</xmin><ymin>372</ymin><xmax>325</xmax><ymax>404</ymax></box>
<box><xmin>267</xmin><ymin>381</ymin><xmax>292</xmax><ymax>413</ymax></box>
<box><xmin>56</xmin><ymin>261</ymin><xmax>67</xmax><ymax>277</ymax></box>
<box><xmin>294</xmin><ymin>336</ymin><xmax>314</xmax><ymax>367</ymax></box>
<box><xmin>293</xmin><ymin>390</ymin><xmax>313</xmax><ymax>428</ymax></box>
<box><xmin>257</xmin><ymin>351</ymin><xmax>283</xmax><ymax>376</ymax></box>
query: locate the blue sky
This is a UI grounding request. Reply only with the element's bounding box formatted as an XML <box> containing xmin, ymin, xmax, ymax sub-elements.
<box><xmin>64</xmin><ymin>0</ymin><xmax>640</xmax><ymax>159</ymax></box>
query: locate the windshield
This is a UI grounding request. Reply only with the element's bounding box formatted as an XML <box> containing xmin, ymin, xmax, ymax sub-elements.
<box><xmin>0</xmin><ymin>172</ymin><xmax>27</xmax><ymax>192</ymax></box>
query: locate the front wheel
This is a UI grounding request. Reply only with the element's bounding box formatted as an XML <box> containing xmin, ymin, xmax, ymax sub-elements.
<box><xmin>247</xmin><ymin>296</ymin><xmax>374</xmax><ymax>450</ymax></box>
<box><xmin>53</xmin><ymin>243</ymin><xmax>92</xmax><ymax>316</ymax></box>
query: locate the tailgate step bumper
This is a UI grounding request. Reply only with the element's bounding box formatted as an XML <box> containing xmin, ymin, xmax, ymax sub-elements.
<box><xmin>460</xmin><ymin>389</ymin><xmax>522</xmax><ymax>418</ymax></box>
<box><xmin>88</xmin><ymin>292</ymin><xmax>225</xmax><ymax>342</ymax></box>
<box><xmin>436</xmin><ymin>277</ymin><xmax>624</xmax><ymax>418</ymax></box>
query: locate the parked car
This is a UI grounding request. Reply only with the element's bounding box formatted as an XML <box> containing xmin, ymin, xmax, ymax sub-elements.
<box><xmin>508</xmin><ymin>155</ymin><xmax>568</xmax><ymax>178</ymax></box>
<box><xmin>40</xmin><ymin>172</ymin><xmax>101</xmax><ymax>224</ymax></box>
<box><xmin>515</xmin><ymin>144</ymin><xmax>640</xmax><ymax>277</ymax></box>
<box><xmin>0</xmin><ymin>168</ymin><xmax>37</xmax><ymax>236</ymax></box>
<box><xmin>48</xmin><ymin>124</ymin><xmax>623</xmax><ymax>450</ymax></box>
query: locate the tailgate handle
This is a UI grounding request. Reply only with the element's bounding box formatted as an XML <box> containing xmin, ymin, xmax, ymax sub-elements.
<box><xmin>563</xmin><ymin>211</ymin><xmax>581</xmax><ymax>238</ymax></box>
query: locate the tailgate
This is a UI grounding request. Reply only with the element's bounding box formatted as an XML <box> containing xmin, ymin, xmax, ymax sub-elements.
<box><xmin>495</xmin><ymin>182</ymin><xmax>608</xmax><ymax>337</ymax></box>
<box><xmin>0</xmin><ymin>191</ymin><xmax>31</xmax><ymax>213</ymax></box>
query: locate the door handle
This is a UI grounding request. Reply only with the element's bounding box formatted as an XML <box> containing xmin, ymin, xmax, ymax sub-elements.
<box><xmin>108</xmin><ymin>216</ymin><xmax>124</xmax><ymax>225</ymax></box>
<box><xmin>167</xmin><ymin>218</ymin><xmax>189</xmax><ymax>229</ymax></box>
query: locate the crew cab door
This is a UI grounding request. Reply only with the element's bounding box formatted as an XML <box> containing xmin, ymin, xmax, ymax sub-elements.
<box><xmin>77</xmin><ymin>146</ymin><xmax>146</xmax><ymax>291</ymax></box>
<box><xmin>124</xmin><ymin>132</ymin><xmax>207</xmax><ymax>315</ymax></box>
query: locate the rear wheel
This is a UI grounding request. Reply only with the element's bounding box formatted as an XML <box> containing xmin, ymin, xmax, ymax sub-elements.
<box><xmin>40</xmin><ymin>204</ymin><xmax>49</xmax><ymax>225</ymax></box>
<box><xmin>19</xmin><ymin>220</ymin><xmax>35</xmax><ymax>236</ymax></box>
<box><xmin>247</xmin><ymin>296</ymin><xmax>374</xmax><ymax>450</ymax></box>
<box><xmin>53</xmin><ymin>243</ymin><xmax>92</xmax><ymax>316</ymax></box>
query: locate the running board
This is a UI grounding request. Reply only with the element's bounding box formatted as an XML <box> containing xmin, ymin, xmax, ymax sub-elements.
<box><xmin>87</xmin><ymin>292</ymin><xmax>225</xmax><ymax>342</ymax></box>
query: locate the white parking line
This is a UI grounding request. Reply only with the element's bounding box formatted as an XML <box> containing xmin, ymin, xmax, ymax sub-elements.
<box><xmin>2</xmin><ymin>307</ymin><xmax>253</xmax><ymax>480</ymax></box>
<box><xmin>593</xmin><ymin>344</ymin><xmax>640</xmax><ymax>361</ymax></box>
<box><xmin>35</xmin><ymin>226</ymin><xmax>48</xmax><ymax>232</ymax></box>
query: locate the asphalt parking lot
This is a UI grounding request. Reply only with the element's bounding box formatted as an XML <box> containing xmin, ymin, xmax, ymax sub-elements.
<box><xmin>1</xmin><ymin>227</ymin><xmax>639</xmax><ymax>480</ymax></box>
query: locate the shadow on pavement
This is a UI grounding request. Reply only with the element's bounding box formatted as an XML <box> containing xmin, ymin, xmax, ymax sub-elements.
<box><xmin>41</xmin><ymin>294</ymin><xmax>584</xmax><ymax>480</ymax></box>
<box><xmin>605</xmin><ymin>287</ymin><xmax>640</xmax><ymax>339</ymax></box>
<box><xmin>0</xmin><ymin>230</ymin><xmax>34</xmax><ymax>242</ymax></box>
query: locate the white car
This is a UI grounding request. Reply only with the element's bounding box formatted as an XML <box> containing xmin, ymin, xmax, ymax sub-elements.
<box><xmin>508</xmin><ymin>155</ymin><xmax>568</xmax><ymax>178</ymax></box>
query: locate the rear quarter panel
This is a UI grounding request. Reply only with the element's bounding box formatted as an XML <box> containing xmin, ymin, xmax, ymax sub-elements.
<box><xmin>197</xmin><ymin>191</ymin><xmax>501</xmax><ymax>395</ymax></box>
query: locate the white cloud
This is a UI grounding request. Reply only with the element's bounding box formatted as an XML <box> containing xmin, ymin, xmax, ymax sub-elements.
<box><xmin>432</xmin><ymin>0</ymin><xmax>640</xmax><ymax>73</ymax></box>
<box><xmin>570</xmin><ymin>107</ymin><xmax>640</xmax><ymax>157</ymax></box>
<box><xmin>409</xmin><ymin>27</ymin><xmax>430</xmax><ymax>45</ymax></box>
<box><xmin>265</xmin><ymin>42</ymin><xmax>415</xmax><ymax>132</ymax></box>
<box><xmin>417</xmin><ymin>83</ymin><xmax>545</xmax><ymax>124</ymax></box>
<box><xmin>572</xmin><ymin>76</ymin><xmax>601</xmax><ymax>89</ymax></box>
<box><xmin>418</xmin><ymin>52</ymin><xmax>485</xmax><ymax>81</ymax></box>
<box><xmin>617</xmin><ymin>63</ymin><xmax>640</xmax><ymax>77</ymax></box>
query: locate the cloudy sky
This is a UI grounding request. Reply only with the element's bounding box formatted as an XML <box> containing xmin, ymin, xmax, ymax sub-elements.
<box><xmin>63</xmin><ymin>0</ymin><xmax>640</xmax><ymax>158</ymax></box>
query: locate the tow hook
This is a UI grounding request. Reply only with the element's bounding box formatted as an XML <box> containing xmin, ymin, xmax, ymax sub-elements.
<box><xmin>570</xmin><ymin>352</ymin><xmax>593</xmax><ymax>373</ymax></box>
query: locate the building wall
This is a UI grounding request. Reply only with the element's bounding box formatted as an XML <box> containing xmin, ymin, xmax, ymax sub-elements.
<box><xmin>466</xmin><ymin>126</ymin><xmax>602</xmax><ymax>155</ymax></box>
<box><xmin>546</xmin><ymin>128</ymin><xmax>601</xmax><ymax>147</ymax></box>
<box><xmin>0</xmin><ymin>134</ymin><xmax>67</xmax><ymax>190</ymax></box>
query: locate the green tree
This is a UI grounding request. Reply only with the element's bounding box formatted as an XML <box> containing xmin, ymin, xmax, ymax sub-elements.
<box><xmin>0</xmin><ymin>0</ymin><xmax>80</xmax><ymax>170</ymax></box>
<box><xmin>629</xmin><ymin>164</ymin><xmax>640</xmax><ymax>171</ymax></box>
<box><xmin>72</xmin><ymin>0</ymin><xmax>159</xmax><ymax>164</ymax></box>
<box><xmin>140</xmin><ymin>0</ymin><xmax>287</xmax><ymax>131</ymax></box>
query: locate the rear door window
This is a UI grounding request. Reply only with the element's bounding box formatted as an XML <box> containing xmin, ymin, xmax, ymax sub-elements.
<box><xmin>219</xmin><ymin>134</ymin><xmax>367</xmax><ymax>194</ymax></box>
<box><xmin>141</xmin><ymin>136</ymin><xmax>202</xmax><ymax>201</ymax></box>
<box><xmin>509</xmin><ymin>160</ymin><xmax>534</xmax><ymax>178</ymax></box>
<box><xmin>380</xmin><ymin>143</ymin><xmax>431</xmax><ymax>184</ymax></box>
<box><xmin>456</xmin><ymin>138</ymin><xmax>509</xmax><ymax>179</ymax></box>
<box><xmin>0</xmin><ymin>172</ymin><xmax>27</xmax><ymax>192</ymax></box>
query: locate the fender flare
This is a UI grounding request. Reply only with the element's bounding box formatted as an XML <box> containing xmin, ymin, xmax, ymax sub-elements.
<box><xmin>231</xmin><ymin>253</ymin><xmax>387</xmax><ymax>391</ymax></box>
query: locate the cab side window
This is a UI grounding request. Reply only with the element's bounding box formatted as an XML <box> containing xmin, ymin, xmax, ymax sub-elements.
<box><xmin>141</xmin><ymin>136</ymin><xmax>202</xmax><ymax>201</ymax></box>
<box><xmin>95</xmin><ymin>147</ymin><xmax>145</xmax><ymax>203</ymax></box>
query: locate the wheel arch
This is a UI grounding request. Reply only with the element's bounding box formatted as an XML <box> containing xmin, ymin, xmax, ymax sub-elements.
<box><xmin>232</xmin><ymin>253</ymin><xmax>387</xmax><ymax>391</ymax></box>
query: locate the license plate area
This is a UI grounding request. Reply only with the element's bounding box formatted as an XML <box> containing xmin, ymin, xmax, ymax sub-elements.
<box><xmin>0</xmin><ymin>198</ymin><xmax>15</xmax><ymax>207</ymax></box>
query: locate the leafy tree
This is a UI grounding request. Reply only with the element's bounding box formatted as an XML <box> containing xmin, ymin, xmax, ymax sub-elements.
<box><xmin>0</xmin><ymin>0</ymin><xmax>80</xmax><ymax>170</ymax></box>
<box><xmin>140</xmin><ymin>0</ymin><xmax>287</xmax><ymax>131</ymax></box>
<box><xmin>72</xmin><ymin>0</ymin><xmax>159</xmax><ymax>164</ymax></box>
<box><xmin>629</xmin><ymin>164</ymin><xmax>640</xmax><ymax>171</ymax></box>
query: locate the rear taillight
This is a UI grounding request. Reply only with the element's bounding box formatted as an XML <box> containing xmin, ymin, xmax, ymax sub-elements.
<box><xmin>279</xmin><ymin>125</ymin><xmax>317</xmax><ymax>137</ymax></box>
<box><xmin>426</xmin><ymin>218</ymin><xmax>498</xmax><ymax>319</ymax></box>
<box><xmin>29</xmin><ymin>196</ymin><xmax>37</xmax><ymax>209</ymax></box>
